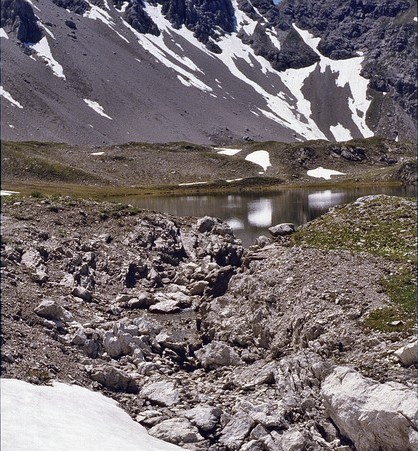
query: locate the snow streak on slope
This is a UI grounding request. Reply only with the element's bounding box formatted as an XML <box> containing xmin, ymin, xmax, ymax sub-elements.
<box><xmin>330</xmin><ymin>124</ymin><xmax>353</xmax><ymax>141</ymax></box>
<box><xmin>209</xmin><ymin>0</ymin><xmax>328</xmax><ymax>140</ymax></box>
<box><xmin>30</xmin><ymin>37</ymin><xmax>66</xmax><ymax>79</ymax></box>
<box><xmin>0</xmin><ymin>86</ymin><xmax>23</xmax><ymax>108</ymax></box>
<box><xmin>1</xmin><ymin>379</ymin><xmax>183</xmax><ymax>451</ymax></box>
<box><xmin>245</xmin><ymin>150</ymin><xmax>271</xmax><ymax>172</ymax></box>
<box><xmin>84</xmin><ymin>99</ymin><xmax>112</xmax><ymax>119</ymax></box>
<box><xmin>125</xmin><ymin>4</ymin><xmax>213</xmax><ymax>93</ymax></box>
<box><xmin>293</xmin><ymin>24</ymin><xmax>373</xmax><ymax>138</ymax></box>
<box><xmin>0</xmin><ymin>28</ymin><xmax>9</xmax><ymax>39</ymax></box>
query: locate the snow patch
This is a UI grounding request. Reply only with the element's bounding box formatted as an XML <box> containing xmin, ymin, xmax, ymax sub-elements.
<box><xmin>215</xmin><ymin>147</ymin><xmax>242</xmax><ymax>156</ymax></box>
<box><xmin>8</xmin><ymin>124</ymin><xmax>14</xmax><ymax>128</ymax></box>
<box><xmin>226</xmin><ymin>178</ymin><xmax>243</xmax><ymax>183</ymax></box>
<box><xmin>293</xmin><ymin>24</ymin><xmax>373</xmax><ymax>138</ymax></box>
<box><xmin>30</xmin><ymin>37</ymin><xmax>66</xmax><ymax>79</ymax></box>
<box><xmin>414</xmin><ymin>17</ymin><xmax>417</xmax><ymax>22</ymax></box>
<box><xmin>0</xmin><ymin>190</ymin><xmax>20</xmax><ymax>196</ymax></box>
<box><xmin>245</xmin><ymin>150</ymin><xmax>271</xmax><ymax>172</ymax></box>
<box><xmin>1</xmin><ymin>379</ymin><xmax>183</xmax><ymax>451</ymax></box>
<box><xmin>178</xmin><ymin>181</ymin><xmax>209</xmax><ymax>186</ymax></box>
<box><xmin>39</xmin><ymin>22</ymin><xmax>55</xmax><ymax>39</ymax></box>
<box><xmin>0</xmin><ymin>28</ymin><xmax>9</xmax><ymax>39</ymax></box>
<box><xmin>90</xmin><ymin>152</ymin><xmax>105</xmax><ymax>156</ymax></box>
<box><xmin>25</xmin><ymin>0</ymin><xmax>40</xmax><ymax>11</ymax></box>
<box><xmin>0</xmin><ymin>86</ymin><xmax>23</xmax><ymax>108</ymax></box>
<box><xmin>307</xmin><ymin>167</ymin><xmax>346</xmax><ymax>180</ymax></box>
<box><xmin>83</xmin><ymin>99</ymin><xmax>112</xmax><ymax>119</ymax></box>
<box><xmin>330</xmin><ymin>123</ymin><xmax>352</xmax><ymax>142</ymax></box>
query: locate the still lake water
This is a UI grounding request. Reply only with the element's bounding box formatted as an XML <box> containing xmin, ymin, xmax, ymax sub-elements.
<box><xmin>116</xmin><ymin>186</ymin><xmax>416</xmax><ymax>248</ymax></box>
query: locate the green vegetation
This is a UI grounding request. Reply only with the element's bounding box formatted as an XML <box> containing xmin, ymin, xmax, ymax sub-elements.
<box><xmin>291</xmin><ymin>195</ymin><xmax>417</xmax><ymax>332</ymax></box>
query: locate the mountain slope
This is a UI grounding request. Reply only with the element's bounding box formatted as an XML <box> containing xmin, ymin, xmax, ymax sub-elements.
<box><xmin>1</xmin><ymin>0</ymin><xmax>416</xmax><ymax>145</ymax></box>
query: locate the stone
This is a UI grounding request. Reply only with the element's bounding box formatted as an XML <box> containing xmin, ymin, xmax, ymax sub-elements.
<box><xmin>21</xmin><ymin>249</ymin><xmax>42</xmax><ymax>268</ymax></box>
<box><xmin>90</xmin><ymin>365</ymin><xmax>138</xmax><ymax>393</ymax></box>
<box><xmin>195</xmin><ymin>341</ymin><xmax>242</xmax><ymax>370</ymax></box>
<box><xmin>141</xmin><ymin>381</ymin><xmax>180</xmax><ymax>407</ymax></box>
<box><xmin>127</xmin><ymin>292</ymin><xmax>154</xmax><ymax>309</ymax></box>
<box><xmin>393</xmin><ymin>340</ymin><xmax>418</xmax><ymax>366</ymax></box>
<box><xmin>280</xmin><ymin>429</ymin><xmax>306</xmax><ymax>451</ymax></box>
<box><xmin>148</xmin><ymin>418</ymin><xmax>203</xmax><ymax>445</ymax></box>
<box><xmin>183</xmin><ymin>405</ymin><xmax>222</xmax><ymax>432</ymax></box>
<box><xmin>149</xmin><ymin>299</ymin><xmax>181</xmax><ymax>314</ymax></box>
<box><xmin>34</xmin><ymin>300</ymin><xmax>73</xmax><ymax>323</ymax></box>
<box><xmin>219</xmin><ymin>411</ymin><xmax>256</xmax><ymax>449</ymax></box>
<box><xmin>321</xmin><ymin>366</ymin><xmax>418</xmax><ymax>451</ymax></box>
<box><xmin>268</xmin><ymin>223</ymin><xmax>295</xmax><ymax>237</ymax></box>
<box><xmin>196</xmin><ymin>216</ymin><xmax>216</xmax><ymax>233</ymax></box>
<box><xmin>189</xmin><ymin>280</ymin><xmax>209</xmax><ymax>295</ymax></box>
<box><xmin>71</xmin><ymin>286</ymin><xmax>92</xmax><ymax>301</ymax></box>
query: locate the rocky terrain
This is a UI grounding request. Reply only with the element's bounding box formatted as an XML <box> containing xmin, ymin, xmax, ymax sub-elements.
<box><xmin>1</xmin><ymin>193</ymin><xmax>417</xmax><ymax>450</ymax></box>
<box><xmin>1</xmin><ymin>0</ymin><xmax>417</xmax><ymax>144</ymax></box>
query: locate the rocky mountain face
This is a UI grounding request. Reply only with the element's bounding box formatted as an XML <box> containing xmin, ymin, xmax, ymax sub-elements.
<box><xmin>1</xmin><ymin>194</ymin><xmax>417</xmax><ymax>450</ymax></box>
<box><xmin>1</xmin><ymin>0</ymin><xmax>416</xmax><ymax>144</ymax></box>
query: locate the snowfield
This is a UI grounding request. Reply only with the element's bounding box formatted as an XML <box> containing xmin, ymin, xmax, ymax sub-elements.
<box><xmin>1</xmin><ymin>379</ymin><xmax>183</xmax><ymax>451</ymax></box>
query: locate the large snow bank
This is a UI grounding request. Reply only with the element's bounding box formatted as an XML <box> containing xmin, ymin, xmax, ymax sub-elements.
<box><xmin>1</xmin><ymin>379</ymin><xmax>183</xmax><ymax>451</ymax></box>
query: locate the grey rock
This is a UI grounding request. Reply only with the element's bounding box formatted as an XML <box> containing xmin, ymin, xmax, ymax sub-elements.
<box><xmin>268</xmin><ymin>223</ymin><xmax>295</xmax><ymax>237</ymax></box>
<box><xmin>90</xmin><ymin>365</ymin><xmax>138</xmax><ymax>393</ymax></box>
<box><xmin>195</xmin><ymin>341</ymin><xmax>242</xmax><ymax>370</ymax></box>
<box><xmin>71</xmin><ymin>286</ymin><xmax>92</xmax><ymax>301</ymax></box>
<box><xmin>127</xmin><ymin>292</ymin><xmax>154</xmax><ymax>309</ymax></box>
<box><xmin>148</xmin><ymin>418</ymin><xmax>203</xmax><ymax>445</ymax></box>
<box><xmin>189</xmin><ymin>280</ymin><xmax>209</xmax><ymax>295</ymax></box>
<box><xmin>34</xmin><ymin>299</ymin><xmax>73</xmax><ymax>323</ymax></box>
<box><xmin>220</xmin><ymin>410</ymin><xmax>256</xmax><ymax>449</ymax></box>
<box><xmin>393</xmin><ymin>340</ymin><xmax>418</xmax><ymax>366</ymax></box>
<box><xmin>196</xmin><ymin>216</ymin><xmax>217</xmax><ymax>233</ymax></box>
<box><xmin>141</xmin><ymin>381</ymin><xmax>180</xmax><ymax>407</ymax></box>
<box><xmin>321</xmin><ymin>366</ymin><xmax>418</xmax><ymax>451</ymax></box>
<box><xmin>184</xmin><ymin>405</ymin><xmax>222</xmax><ymax>432</ymax></box>
<box><xmin>149</xmin><ymin>299</ymin><xmax>181</xmax><ymax>314</ymax></box>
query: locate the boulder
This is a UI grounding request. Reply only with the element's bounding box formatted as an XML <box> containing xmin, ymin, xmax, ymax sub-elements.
<box><xmin>394</xmin><ymin>340</ymin><xmax>418</xmax><ymax>367</ymax></box>
<box><xmin>148</xmin><ymin>418</ymin><xmax>203</xmax><ymax>445</ymax></box>
<box><xmin>268</xmin><ymin>223</ymin><xmax>295</xmax><ymax>237</ymax></box>
<box><xmin>141</xmin><ymin>381</ymin><xmax>180</xmax><ymax>407</ymax></box>
<box><xmin>34</xmin><ymin>300</ymin><xmax>73</xmax><ymax>322</ymax></box>
<box><xmin>90</xmin><ymin>365</ymin><xmax>138</xmax><ymax>393</ymax></box>
<box><xmin>183</xmin><ymin>405</ymin><xmax>222</xmax><ymax>432</ymax></box>
<box><xmin>71</xmin><ymin>286</ymin><xmax>92</xmax><ymax>301</ymax></box>
<box><xmin>195</xmin><ymin>341</ymin><xmax>242</xmax><ymax>370</ymax></box>
<box><xmin>321</xmin><ymin>366</ymin><xmax>418</xmax><ymax>451</ymax></box>
<box><xmin>219</xmin><ymin>411</ymin><xmax>256</xmax><ymax>449</ymax></box>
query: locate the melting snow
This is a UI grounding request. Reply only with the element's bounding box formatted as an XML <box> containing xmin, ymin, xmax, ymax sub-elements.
<box><xmin>330</xmin><ymin>123</ymin><xmax>353</xmax><ymax>142</ymax></box>
<box><xmin>307</xmin><ymin>167</ymin><xmax>346</xmax><ymax>180</ymax></box>
<box><xmin>245</xmin><ymin>150</ymin><xmax>271</xmax><ymax>172</ymax></box>
<box><xmin>1</xmin><ymin>379</ymin><xmax>183</xmax><ymax>451</ymax></box>
<box><xmin>0</xmin><ymin>190</ymin><xmax>19</xmax><ymax>196</ymax></box>
<box><xmin>293</xmin><ymin>24</ymin><xmax>373</xmax><ymax>138</ymax></box>
<box><xmin>0</xmin><ymin>86</ymin><xmax>23</xmax><ymax>108</ymax></box>
<box><xmin>31</xmin><ymin>37</ymin><xmax>66</xmax><ymax>79</ymax></box>
<box><xmin>25</xmin><ymin>0</ymin><xmax>40</xmax><ymax>11</ymax></box>
<box><xmin>84</xmin><ymin>1</ymin><xmax>129</xmax><ymax>43</ymax></box>
<box><xmin>414</xmin><ymin>17</ymin><xmax>417</xmax><ymax>22</ymax></box>
<box><xmin>226</xmin><ymin>178</ymin><xmax>243</xmax><ymax>183</ymax></box>
<box><xmin>248</xmin><ymin>198</ymin><xmax>272</xmax><ymax>227</ymax></box>
<box><xmin>178</xmin><ymin>181</ymin><xmax>209</xmax><ymax>186</ymax></box>
<box><xmin>39</xmin><ymin>22</ymin><xmax>55</xmax><ymax>39</ymax></box>
<box><xmin>137</xmin><ymin>4</ymin><xmax>212</xmax><ymax>92</ymax></box>
<box><xmin>90</xmin><ymin>152</ymin><xmax>105</xmax><ymax>155</ymax></box>
<box><xmin>0</xmin><ymin>28</ymin><xmax>9</xmax><ymax>39</ymax></box>
<box><xmin>215</xmin><ymin>147</ymin><xmax>242</xmax><ymax>156</ymax></box>
<box><xmin>83</xmin><ymin>99</ymin><xmax>112</xmax><ymax>119</ymax></box>
<box><xmin>120</xmin><ymin>2</ymin><xmax>129</xmax><ymax>12</ymax></box>
<box><xmin>8</xmin><ymin>124</ymin><xmax>14</xmax><ymax>128</ymax></box>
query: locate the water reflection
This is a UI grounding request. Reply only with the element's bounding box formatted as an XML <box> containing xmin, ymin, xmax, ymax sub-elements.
<box><xmin>114</xmin><ymin>186</ymin><xmax>415</xmax><ymax>247</ymax></box>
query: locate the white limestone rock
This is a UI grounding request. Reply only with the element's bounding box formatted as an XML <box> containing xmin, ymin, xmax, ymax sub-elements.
<box><xmin>321</xmin><ymin>366</ymin><xmax>418</xmax><ymax>451</ymax></box>
<box><xmin>394</xmin><ymin>340</ymin><xmax>418</xmax><ymax>367</ymax></box>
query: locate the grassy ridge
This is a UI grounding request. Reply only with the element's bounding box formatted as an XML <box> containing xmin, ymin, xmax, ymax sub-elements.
<box><xmin>291</xmin><ymin>195</ymin><xmax>417</xmax><ymax>332</ymax></box>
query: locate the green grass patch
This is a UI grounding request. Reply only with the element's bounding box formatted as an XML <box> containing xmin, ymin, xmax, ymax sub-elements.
<box><xmin>363</xmin><ymin>270</ymin><xmax>417</xmax><ymax>332</ymax></box>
